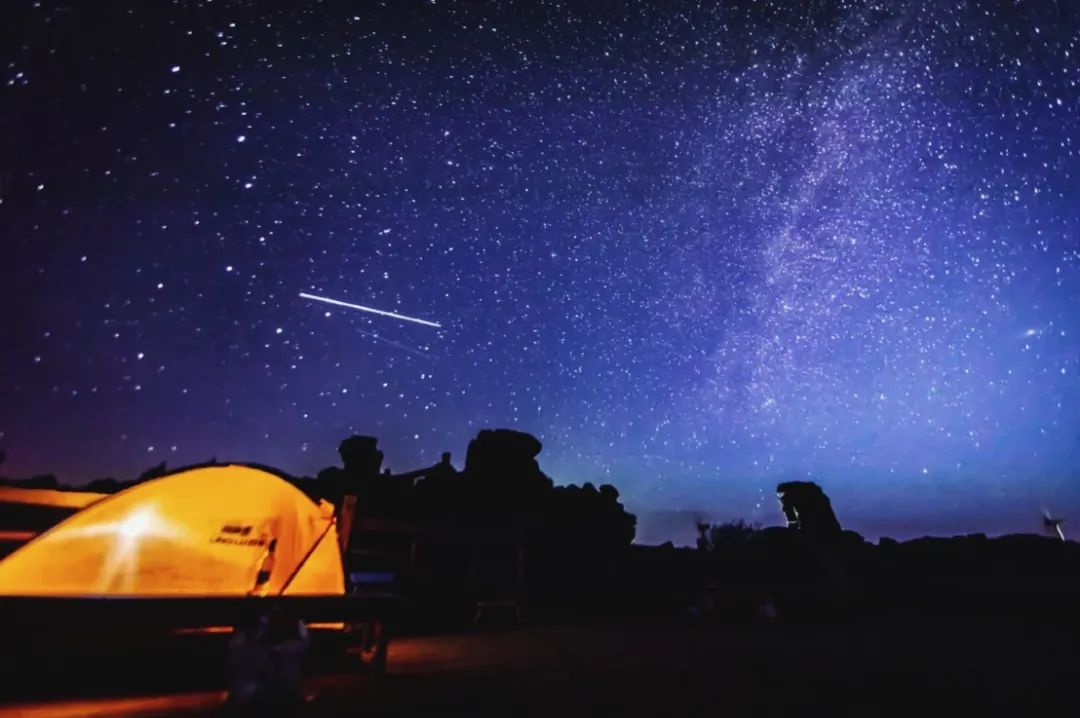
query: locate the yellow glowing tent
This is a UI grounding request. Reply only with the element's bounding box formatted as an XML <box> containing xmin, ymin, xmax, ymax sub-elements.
<box><xmin>0</xmin><ymin>465</ymin><xmax>345</xmax><ymax>597</ymax></box>
<box><xmin>0</xmin><ymin>485</ymin><xmax>107</xmax><ymax>510</ymax></box>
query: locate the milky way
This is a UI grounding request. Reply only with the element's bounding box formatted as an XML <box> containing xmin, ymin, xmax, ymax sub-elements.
<box><xmin>2</xmin><ymin>1</ymin><xmax>1079</xmax><ymax>539</ymax></box>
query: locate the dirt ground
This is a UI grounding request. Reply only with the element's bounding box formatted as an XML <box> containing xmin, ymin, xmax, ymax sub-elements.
<box><xmin>5</xmin><ymin>614</ymin><xmax>1079</xmax><ymax>717</ymax></box>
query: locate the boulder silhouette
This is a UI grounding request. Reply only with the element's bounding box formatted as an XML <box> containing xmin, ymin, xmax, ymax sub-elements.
<box><xmin>776</xmin><ymin>481</ymin><xmax>842</xmax><ymax>538</ymax></box>
<box><xmin>338</xmin><ymin>435</ymin><xmax>384</xmax><ymax>481</ymax></box>
<box><xmin>464</xmin><ymin>429</ymin><xmax>544</xmax><ymax>482</ymax></box>
<box><xmin>460</xmin><ymin>429</ymin><xmax>553</xmax><ymax>513</ymax></box>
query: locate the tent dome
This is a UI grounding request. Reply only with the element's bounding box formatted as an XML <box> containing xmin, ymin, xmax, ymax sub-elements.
<box><xmin>0</xmin><ymin>465</ymin><xmax>344</xmax><ymax>597</ymax></box>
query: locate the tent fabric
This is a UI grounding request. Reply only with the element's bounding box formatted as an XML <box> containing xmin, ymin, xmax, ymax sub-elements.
<box><xmin>0</xmin><ymin>465</ymin><xmax>345</xmax><ymax>597</ymax></box>
<box><xmin>282</xmin><ymin>523</ymin><xmax>345</xmax><ymax>596</ymax></box>
<box><xmin>0</xmin><ymin>486</ymin><xmax>107</xmax><ymax>510</ymax></box>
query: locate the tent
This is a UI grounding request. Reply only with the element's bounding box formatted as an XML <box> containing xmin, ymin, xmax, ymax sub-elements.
<box><xmin>0</xmin><ymin>486</ymin><xmax>107</xmax><ymax>545</ymax></box>
<box><xmin>0</xmin><ymin>465</ymin><xmax>345</xmax><ymax>597</ymax></box>
<box><xmin>0</xmin><ymin>486</ymin><xmax>107</xmax><ymax>511</ymax></box>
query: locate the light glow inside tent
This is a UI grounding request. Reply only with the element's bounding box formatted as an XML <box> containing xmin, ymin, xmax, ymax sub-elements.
<box><xmin>57</xmin><ymin>502</ymin><xmax>188</xmax><ymax>594</ymax></box>
<box><xmin>0</xmin><ymin>465</ymin><xmax>345</xmax><ymax>598</ymax></box>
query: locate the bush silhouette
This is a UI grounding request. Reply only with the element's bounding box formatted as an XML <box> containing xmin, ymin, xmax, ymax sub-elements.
<box><xmin>696</xmin><ymin>519</ymin><xmax>760</xmax><ymax>552</ymax></box>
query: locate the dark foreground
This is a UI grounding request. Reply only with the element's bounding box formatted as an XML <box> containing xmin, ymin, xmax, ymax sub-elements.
<box><xmin>3</xmin><ymin>612</ymin><xmax>1079</xmax><ymax>717</ymax></box>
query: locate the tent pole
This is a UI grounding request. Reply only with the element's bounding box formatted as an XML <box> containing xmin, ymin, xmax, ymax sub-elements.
<box><xmin>339</xmin><ymin>495</ymin><xmax>358</xmax><ymax>558</ymax></box>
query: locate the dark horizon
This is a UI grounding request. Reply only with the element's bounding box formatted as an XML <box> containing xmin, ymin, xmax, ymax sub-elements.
<box><xmin>2</xmin><ymin>435</ymin><xmax>1069</xmax><ymax>544</ymax></box>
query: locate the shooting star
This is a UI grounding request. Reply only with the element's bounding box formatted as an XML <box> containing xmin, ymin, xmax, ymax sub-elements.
<box><xmin>355</xmin><ymin>327</ymin><xmax>431</xmax><ymax>359</ymax></box>
<box><xmin>299</xmin><ymin>292</ymin><xmax>442</xmax><ymax>328</ymax></box>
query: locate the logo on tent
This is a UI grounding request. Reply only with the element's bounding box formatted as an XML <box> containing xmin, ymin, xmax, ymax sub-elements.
<box><xmin>211</xmin><ymin>524</ymin><xmax>268</xmax><ymax>547</ymax></box>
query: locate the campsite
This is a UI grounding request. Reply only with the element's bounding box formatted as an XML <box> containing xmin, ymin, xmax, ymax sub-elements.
<box><xmin>2</xmin><ymin>431</ymin><xmax>1080</xmax><ymax>715</ymax></box>
<box><xmin>5</xmin><ymin>1</ymin><xmax>1080</xmax><ymax>713</ymax></box>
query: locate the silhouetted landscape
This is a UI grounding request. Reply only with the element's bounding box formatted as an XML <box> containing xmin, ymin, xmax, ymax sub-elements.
<box><xmin>3</xmin><ymin>430</ymin><xmax>1080</xmax><ymax>715</ymax></box>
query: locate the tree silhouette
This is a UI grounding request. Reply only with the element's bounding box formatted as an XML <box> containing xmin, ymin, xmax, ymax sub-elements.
<box><xmin>696</xmin><ymin>519</ymin><xmax>760</xmax><ymax>552</ymax></box>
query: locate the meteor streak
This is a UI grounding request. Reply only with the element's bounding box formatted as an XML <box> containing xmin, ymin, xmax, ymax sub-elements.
<box><xmin>299</xmin><ymin>292</ymin><xmax>442</xmax><ymax>328</ymax></box>
<box><xmin>354</xmin><ymin>327</ymin><xmax>431</xmax><ymax>358</ymax></box>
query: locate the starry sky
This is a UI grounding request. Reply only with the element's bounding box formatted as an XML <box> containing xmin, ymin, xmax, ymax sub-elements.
<box><xmin>2</xmin><ymin>0</ymin><xmax>1079</xmax><ymax>541</ymax></box>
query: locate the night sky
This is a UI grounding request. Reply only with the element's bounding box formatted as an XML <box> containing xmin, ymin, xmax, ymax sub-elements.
<box><xmin>3</xmin><ymin>1</ymin><xmax>1079</xmax><ymax>541</ymax></box>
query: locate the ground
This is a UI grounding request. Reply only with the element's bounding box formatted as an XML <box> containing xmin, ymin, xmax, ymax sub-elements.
<box><xmin>4</xmin><ymin>614</ymin><xmax>1077</xmax><ymax>717</ymax></box>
